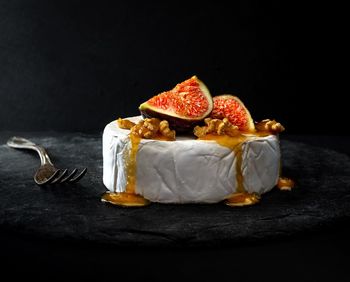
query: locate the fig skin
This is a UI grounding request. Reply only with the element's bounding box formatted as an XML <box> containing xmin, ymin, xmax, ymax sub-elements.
<box><xmin>140</xmin><ymin>108</ymin><xmax>204</xmax><ymax>132</ymax></box>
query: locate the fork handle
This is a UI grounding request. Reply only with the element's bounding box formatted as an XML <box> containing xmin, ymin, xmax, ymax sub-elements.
<box><xmin>7</xmin><ymin>136</ymin><xmax>54</xmax><ymax>166</ymax></box>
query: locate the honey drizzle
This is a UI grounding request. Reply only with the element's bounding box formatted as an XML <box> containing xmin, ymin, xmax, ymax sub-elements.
<box><xmin>234</xmin><ymin>143</ymin><xmax>245</xmax><ymax>193</ymax></box>
<box><xmin>277</xmin><ymin>176</ymin><xmax>295</xmax><ymax>191</ymax></box>
<box><xmin>101</xmin><ymin>133</ymin><xmax>150</xmax><ymax>207</ymax></box>
<box><xmin>205</xmin><ymin>135</ymin><xmax>247</xmax><ymax>194</ymax></box>
<box><xmin>198</xmin><ymin>134</ymin><xmax>259</xmax><ymax>206</ymax></box>
<box><xmin>125</xmin><ymin>133</ymin><xmax>141</xmax><ymax>194</ymax></box>
<box><xmin>225</xmin><ymin>192</ymin><xmax>260</xmax><ymax>207</ymax></box>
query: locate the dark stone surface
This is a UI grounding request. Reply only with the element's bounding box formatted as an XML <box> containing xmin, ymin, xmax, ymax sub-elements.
<box><xmin>1</xmin><ymin>132</ymin><xmax>350</xmax><ymax>247</ymax></box>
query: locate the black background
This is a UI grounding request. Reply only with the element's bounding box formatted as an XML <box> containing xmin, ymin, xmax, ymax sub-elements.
<box><xmin>1</xmin><ymin>1</ymin><xmax>349</xmax><ymax>281</ymax></box>
<box><xmin>0</xmin><ymin>1</ymin><xmax>343</xmax><ymax>134</ymax></box>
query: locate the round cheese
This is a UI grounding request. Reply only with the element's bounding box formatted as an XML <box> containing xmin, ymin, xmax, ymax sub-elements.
<box><xmin>103</xmin><ymin>116</ymin><xmax>280</xmax><ymax>203</ymax></box>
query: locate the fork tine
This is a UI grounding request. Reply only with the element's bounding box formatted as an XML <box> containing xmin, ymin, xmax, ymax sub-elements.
<box><xmin>60</xmin><ymin>168</ymin><xmax>78</xmax><ymax>183</ymax></box>
<box><xmin>50</xmin><ymin>169</ymin><xmax>68</xmax><ymax>184</ymax></box>
<box><xmin>35</xmin><ymin>169</ymin><xmax>61</xmax><ymax>186</ymax></box>
<box><xmin>69</xmin><ymin>168</ymin><xmax>87</xmax><ymax>183</ymax></box>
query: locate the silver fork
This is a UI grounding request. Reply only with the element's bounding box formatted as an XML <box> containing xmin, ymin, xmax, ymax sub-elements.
<box><xmin>7</xmin><ymin>136</ymin><xmax>87</xmax><ymax>185</ymax></box>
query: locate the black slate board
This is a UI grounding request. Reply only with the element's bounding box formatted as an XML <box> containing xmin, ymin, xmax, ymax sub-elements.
<box><xmin>1</xmin><ymin>133</ymin><xmax>350</xmax><ymax>247</ymax></box>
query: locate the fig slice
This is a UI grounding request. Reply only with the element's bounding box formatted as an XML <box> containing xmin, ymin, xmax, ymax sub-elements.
<box><xmin>139</xmin><ymin>76</ymin><xmax>213</xmax><ymax>132</ymax></box>
<box><xmin>211</xmin><ymin>95</ymin><xmax>255</xmax><ymax>132</ymax></box>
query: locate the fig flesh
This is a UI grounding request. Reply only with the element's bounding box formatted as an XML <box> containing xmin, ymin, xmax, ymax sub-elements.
<box><xmin>139</xmin><ymin>76</ymin><xmax>213</xmax><ymax>132</ymax></box>
<box><xmin>211</xmin><ymin>95</ymin><xmax>255</xmax><ymax>132</ymax></box>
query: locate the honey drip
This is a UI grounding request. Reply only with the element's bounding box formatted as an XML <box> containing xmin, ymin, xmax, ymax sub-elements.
<box><xmin>277</xmin><ymin>177</ymin><xmax>295</xmax><ymax>191</ymax></box>
<box><xmin>197</xmin><ymin>126</ymin><xmax>291</xmax><ymax>205</ymax></box>
<box><xmin>234</xmin><ymin>142</ymin><xmax>245</xmax><ymax>194</ymax></box>
<box><xmin>125</xmin><ymin>134</ymin><xmax>141</xmax><ymax>194</ymax></box>
<box><xmin>225</xmin><ymin>192</ymin><xmax>260</xmax><ymax>207</ymax></box>
<box><xmin>101</xmin><ymin>133</ymin><xmax>150</xmax><ymax>207</ymax></box>
<box><xmin>198</xmin><ymin>134</ymin><xmax>260</xmax><ymax>206</ymax></box>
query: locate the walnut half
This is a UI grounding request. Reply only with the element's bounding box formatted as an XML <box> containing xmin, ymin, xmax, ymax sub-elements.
<box><xmin>255</xmin><ymin>119</ymin><xmax>285</xmax><ymax>134</ymax></box>
<box><xmin>130</xmin><ymin>118</ymin><xmax>160</xmax><ymax>139</ymax></box>
<box><xmin>118</xmin><ymin>118</ymin><xmax>176</xmax><ymax>140</ymax></box>
<box><xmin>159</xmin><ymin>120</ymin><xmax>176</xmax><ymax>140</ymax></box>
<box><xmin>194</xmin><ymin>118</ymin><xmax>240</xmax><ymax>138</ymax></box>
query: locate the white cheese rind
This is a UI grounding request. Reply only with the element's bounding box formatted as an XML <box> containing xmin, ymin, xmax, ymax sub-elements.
<box><xmin>103</xmin><ymin>116</ymin><xmax>280</xmax><ymax>203</ymax></box>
